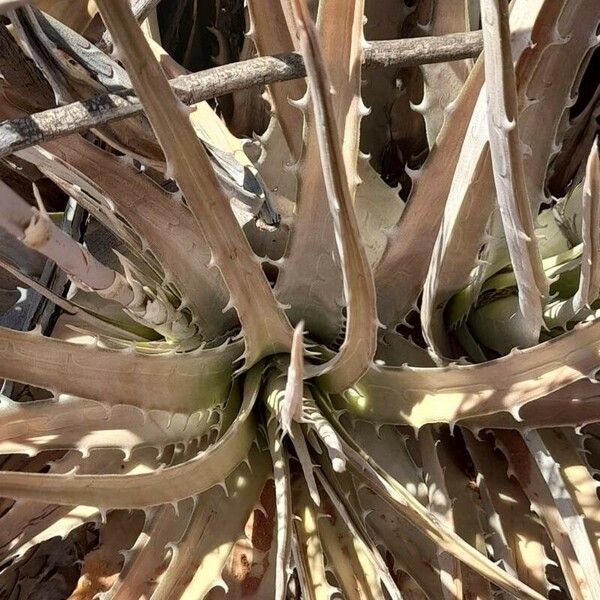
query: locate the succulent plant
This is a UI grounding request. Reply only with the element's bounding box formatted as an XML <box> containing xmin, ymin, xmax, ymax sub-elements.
<box><xmin>0</xmin><ymin>0</ymin><xmax>599</xmax><ymax>598</ymax></box>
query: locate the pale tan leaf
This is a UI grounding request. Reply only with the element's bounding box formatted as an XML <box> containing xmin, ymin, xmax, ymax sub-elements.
<box><xmin>574</xmin><ymin>140</ymin><xmax>600</xmax><ymax>311</ymax></box>
<box><xmin>0</xmin><ymin>371</ymin><xmax>259</xmax><ymax>508</ymax></box>
<box><xmin>95</xmin><ymin>0</ymin><xmax>293</xmax><ymax>364</ymax></box>
<box><xmin>0</xmin><ymin>326</ymin><xmax>241</xmax><ymax>413</ymax></box>
<box><xmin>152</xmin><ymin>448</ymin><xmax>270</xmax><ymax>599</ymax></box>
<box><xmin>480</xmin><ymin>0</ymin><xmax>547</xmax><ymax>346</ymax></box>
<box><xmin>463</xmin><ymin>431</ymin><xmax>552</xmax><ymax>596</ymax></box>
<box><xmin>495</xmin><ymin>430</ymin><xmax>600</xmax><ymax>600</ymax></box>
<box><xmin>291</xmin><ymin>0</ymin><xmax>377</xmax><ymax>391</ymax></box>
<box><xmin>266</xmin><ymin>418</ymin><xmax>293</xmax><ymax>600</ymax></box>
<box><xmin>352</xmin><ymin>317</ymin><xmax>600</xmax><ymax>428</ymax></box>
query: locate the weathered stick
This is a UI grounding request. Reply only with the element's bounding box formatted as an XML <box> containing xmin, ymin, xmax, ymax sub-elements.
<box><xmin>0</xmin><ymin>31</ymin><xmax>482</xmax><ymax>158</ymax></box>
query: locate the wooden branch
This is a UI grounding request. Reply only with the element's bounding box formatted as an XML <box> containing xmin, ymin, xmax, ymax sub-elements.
<box><xmin>0</xmin><ymin>31</ymin><xmax>482</xmax><ymax>158</ymax></box>
<box><xmin>365</xmin><ymin>32</ymin><xmax>482</xmax><ymax>68</ymax></box>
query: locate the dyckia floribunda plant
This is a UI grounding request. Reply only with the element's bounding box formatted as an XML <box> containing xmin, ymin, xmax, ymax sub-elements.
<box><xmin>0</xmin><ymin>0</ymin><xmax>598</xmax><ymax>598</ymax></box>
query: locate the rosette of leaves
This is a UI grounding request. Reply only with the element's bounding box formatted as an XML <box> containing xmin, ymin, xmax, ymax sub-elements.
<box><xmin>0</xmin><ymin>0</ymin><xmax>599</xmax><ymax>598</ymax></box>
